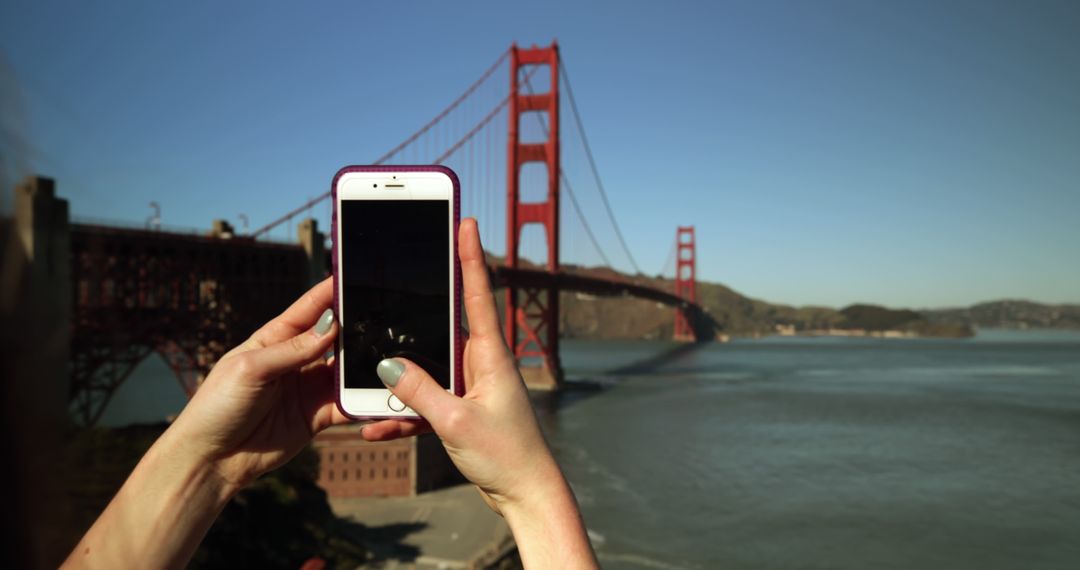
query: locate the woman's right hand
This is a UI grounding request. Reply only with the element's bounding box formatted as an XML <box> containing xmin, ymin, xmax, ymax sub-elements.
<box><xmin>361</xmin><ymin>218</ymin><xmax>598</xmax><ymax>568</ymax></box>
<box><xmin>361</xmin><ymin>218</ymin><xmax>560</xmax><ymax>510</ymax></box>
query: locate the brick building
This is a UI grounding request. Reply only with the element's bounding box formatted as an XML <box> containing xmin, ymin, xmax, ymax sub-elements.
<box><xmin>312</xmin><ymin>427</ymin><xmax>462</xmax><ymax>498</ymax></box>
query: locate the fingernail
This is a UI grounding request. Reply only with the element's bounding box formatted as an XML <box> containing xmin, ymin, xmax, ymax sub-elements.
<box><xmin>314</xmin><ymin>309</ymin><xmax>334</xmax><ymax>336</ymax></box>
<box><xmin>376</xmin><ymin>359</ymin><xmax>405</xmax><ymax>387</ymax></box>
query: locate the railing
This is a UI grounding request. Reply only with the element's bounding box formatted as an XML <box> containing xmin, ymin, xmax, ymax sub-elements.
<box><xmin>71</xmin><ymin>215</ymin><xmax>205</xmax><ymax>236</ymax></box>
<box><xmin>70</xmin><ymin>216</ymin><xmax>298</xmax><ymax>245</ymax></box>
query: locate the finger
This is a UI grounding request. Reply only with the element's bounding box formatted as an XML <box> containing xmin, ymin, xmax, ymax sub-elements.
<box><xmin>376</xmin><ymin>357</ymin><xmax>461</xmax><ymax>425</ymax></box>
<box><xmin>298</xmin><ymin>363</ymin><xmax>355</xmax><ymax>434</ymax></box>
<box><xmin>360</xmin><ymin>419</ymin><xmax>433</xmax><ymax>441</ymax></box>
<box><xmin>241</xmin><ymin>277</ymin><xmax>334</xmax><ymax>351</ymax></box>
<box><xmin>246</xmin><ymin>311</ymin><xmax>337</xmax><ymax>379</ymax></box>
<box><xmin>459</xmin><ymin>218</ymin><xmax>503</xmax><ymax>343</ymax></box>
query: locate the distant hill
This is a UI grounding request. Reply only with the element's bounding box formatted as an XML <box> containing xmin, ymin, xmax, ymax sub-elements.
<box><xmin>485</xmin><ymin>258</ymin><xmax>955</xmax><ymax>339</ymax></box>
<box><xmin>835</xmin><ymin>304</ymin><xmax>971</xmax><ymax>338</ymax></box>
<box><xmin>922</xmin><ymin>300</ymin><xmax>1080</xmax><ymax>330</ymax></box>
<box><xmin>490</xmin><ymin>256</ymin><xmax>1074</xmax><ymax>340</ymax></box>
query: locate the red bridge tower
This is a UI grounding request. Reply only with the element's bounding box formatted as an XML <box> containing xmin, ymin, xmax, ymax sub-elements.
<box><xmin>505</xmin><ymin>42</ymin><xmax>563</xmax><ymax>388</ymax></box>
<box><xmin>674</xmin><ymin>226</ymin><xmax>697</xmax><ymax>341</ymax></box>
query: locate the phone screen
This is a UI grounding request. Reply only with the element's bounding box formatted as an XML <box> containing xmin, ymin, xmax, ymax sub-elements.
<box><xmin>340</xmin><ymin>199</ymin><xmax>450</xmax><ymax>389</ymax></box>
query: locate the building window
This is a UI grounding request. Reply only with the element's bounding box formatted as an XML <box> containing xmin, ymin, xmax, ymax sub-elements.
<box><xmin>356</xmin><ymin>451</ymin><xmax>361</xmax><ymax>461</ymax></box>
<box><xmin>343</xmin><ymin>469</ymin><xmax>348</xmax><ymax>480</ymax></box>
<box><xmin>329</xmin><ymin>470</ymin><xmax>334</xmax><ymax>481</ymax></box>
<box><xmin>383</xmin><ymin>468</ymin><xmax>388</xmax><ymax>478</ymax></box>
<box><xmin>356</xmin><ymin>469</ymin><xmax>362</xmax><ymax>479</ymax></box>
<box><xmin>329</xmin><ymin>452</ymin><xmax>334</xmax><ymax>463</ymax></box>
<box><xmin>384</xmin><ymin>451</ymin><xmax>389</xmax><ymax>460</ymax></box>
<box><xmin>370</xmin><ymin>452</ymin><xmax>375</xmax><ymax>460</ymax></box>
<box><xmin>370</xmin><ymin>468</ymin><xmax>375</xmax><ymax>479</ymax></box>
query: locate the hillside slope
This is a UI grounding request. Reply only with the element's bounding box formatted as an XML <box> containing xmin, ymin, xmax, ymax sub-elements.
<box><xmin>490</xmin><ymin>258</ymin><xmax>1076</xmax><ymax>340</ymax></box>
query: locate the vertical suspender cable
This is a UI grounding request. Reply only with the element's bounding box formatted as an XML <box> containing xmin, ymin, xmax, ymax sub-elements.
<box><xmin>558</xmin><ymin>56</ymin><xmax>643</xmax><ymax>275</ymax></box>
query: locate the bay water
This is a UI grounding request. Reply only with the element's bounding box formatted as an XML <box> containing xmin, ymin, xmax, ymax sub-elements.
<box><xmin>540</xmin><ymin>332</ymin><xmax>1080</xmax><ymax>569</ymax></box>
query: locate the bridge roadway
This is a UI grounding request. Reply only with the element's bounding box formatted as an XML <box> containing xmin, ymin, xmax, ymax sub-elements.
<box><xmin>491</xmin><ymin>266</ymin><xmax>720</xmax><ymax>342</ymax></box>
<box><xmin>62</xmin><ymin>219</ymin><xmax>713</xmax><ymax>425</ymax></box>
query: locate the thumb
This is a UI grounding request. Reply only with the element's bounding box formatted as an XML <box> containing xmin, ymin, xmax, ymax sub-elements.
<box><xmin>376</xmin><ymin>357</ymin><xmax>459</xmax><ymax>422</ymax></box>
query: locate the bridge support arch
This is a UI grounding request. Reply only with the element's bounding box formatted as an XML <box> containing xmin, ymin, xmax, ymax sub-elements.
<box><xmin>67</xmin><ymin>213</ymin><xmax>317</xmax><ymax>425</ymax></box>
<box><xmin>505</xmin><ymin>43</ymin><xmax>563</xmax><ymax>390</ymax></box>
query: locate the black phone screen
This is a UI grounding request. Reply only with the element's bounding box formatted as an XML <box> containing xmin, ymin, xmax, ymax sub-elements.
<box><xmin>340</xmin><ymin>199</ymin><xmax>450</xmax><ymax>389</ymax></box>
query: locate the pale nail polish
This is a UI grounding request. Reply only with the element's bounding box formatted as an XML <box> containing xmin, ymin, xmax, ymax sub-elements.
<box><xmin>377</xmin><ymin>359</ymin><xmax>405</xmax><ymax>387</ymax></box>
<box><xmin>314</xmin><ymin>309</ymin><xmax>334</xmax><ymax>335</ymax></box>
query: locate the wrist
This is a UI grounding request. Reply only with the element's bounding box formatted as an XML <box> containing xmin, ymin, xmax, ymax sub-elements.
<box><xmin>155</xmin><ymin>426</ymin><xmax>241</xmax><ymax>506</ymax></box>
<box><xmin>64</xmin><ymin>426</ymin><xmax>238</xmax><ymax>569</ymax></box>
<box><xmin>496</xmin><ymin>456</ymin><xmax>571</xmax><ymax>516</ymax></box>
<box><xmin>498</xmin><ymin>460</ymin><xmax>598</xmax><ymax>569</ymax></box>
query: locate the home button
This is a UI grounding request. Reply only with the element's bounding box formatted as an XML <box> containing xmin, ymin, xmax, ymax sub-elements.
<box><xmin>387</xmin><ymin>394</ymin><xmax>407</xmax><ymax>412</ymax></box>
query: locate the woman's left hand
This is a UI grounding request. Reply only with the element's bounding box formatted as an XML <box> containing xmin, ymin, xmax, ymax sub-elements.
<box><xmin>164</xmin><ymin>277</ymin><xmax>349</xmax><ymax>491</ymax></box>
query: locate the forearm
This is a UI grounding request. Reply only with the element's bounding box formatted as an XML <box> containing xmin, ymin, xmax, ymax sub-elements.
<box><xmin>62</xmin><ymin>429</ymin><xmax>237</xmax><ymax>569</ymax></box>
<box><xmin>501</xmin><ymin>462</ymin><xmax>599</xmax><ymax>569</ymax></box>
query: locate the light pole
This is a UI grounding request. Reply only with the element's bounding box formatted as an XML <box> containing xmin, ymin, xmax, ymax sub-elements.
<box><xmin>146</xmin><ymin>202</ymin><xmax>161</xmax><ymax>230</ymax></box>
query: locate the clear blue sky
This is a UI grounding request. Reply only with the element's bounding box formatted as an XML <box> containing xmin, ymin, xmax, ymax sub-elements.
<box><xmin>2</xmin><ymin>0</ymin><xmax>1077</xmax><ymax>309</ymax></box>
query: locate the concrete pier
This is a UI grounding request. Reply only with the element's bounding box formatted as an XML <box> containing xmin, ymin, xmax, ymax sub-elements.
<box><xmin>297</xmin><ymin>218</ymin><xmax>326</xmax><ymax>287</ymax></box>
<box><xmin>7</xmin><ymin>175</ymin><xmax>70</xmax><ymax>409</ymax></box>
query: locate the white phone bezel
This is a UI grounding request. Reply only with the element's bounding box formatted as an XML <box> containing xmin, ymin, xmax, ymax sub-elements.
<box><xmin>335</xmin><ymin>170</ymin><xmax>455</xmax><ymax>418</ymax></box>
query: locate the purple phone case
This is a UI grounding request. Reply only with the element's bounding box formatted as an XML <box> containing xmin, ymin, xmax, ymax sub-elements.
<box><xmin>330</xmin><ymin>165</ymin><xmax>464</xmax><ymax>422</ymax></box>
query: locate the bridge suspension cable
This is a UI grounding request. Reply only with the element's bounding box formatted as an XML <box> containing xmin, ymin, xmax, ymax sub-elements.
<box><xmin>432</xmin><ymin>64</ymin><xmax>542</xmax><ymax>164</ymax></box>
<box><xmin>379</xmin><ymin>49</ymin><xmax>509</xmax><ymax>165</ymax></box>
<box><xmin>561</xmin><ymin>171</ymin><xmax>613</xmax><ymax>268</ymax></box>
<box><xmin>517</xmin><ymin>69</ymin><xmax>616</xmax><ymax>271</ymax></box>
<box><xmin>251</xmin><ymin>50</ymin><xmax>510</xmax><ymax>238</ymax></box>
<box><xmin>660</xmin><ymin>239</ymin><xmax>677</xmax><ymax>280</ymax></box>
<box><xmin>253</xmin><ymin>48</ymin><xmax>646</xmax><ymax>281</ymax></box>
<box><xmin>558</xmin><ymin>55</ymin><xmax>643</xmax><ymax>275</ymax></box>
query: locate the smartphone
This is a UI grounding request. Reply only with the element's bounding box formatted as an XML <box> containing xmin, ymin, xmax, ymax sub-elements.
<box><xmin>331</xmin><ymin>165</ymin><xmax>462</xmax><ymax>420</ymax></box>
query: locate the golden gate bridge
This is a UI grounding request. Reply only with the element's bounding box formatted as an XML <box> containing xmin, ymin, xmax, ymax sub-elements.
<box><xmin>31</xmin><ymin>43</ymin><xmax>719</xmax><ymax>425</ymax></box>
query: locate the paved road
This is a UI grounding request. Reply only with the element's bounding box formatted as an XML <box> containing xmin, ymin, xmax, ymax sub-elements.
<box><xmin>330</xmin><ymin>484</ymin><xmax>516</xmax><ymax>569</ymax></box>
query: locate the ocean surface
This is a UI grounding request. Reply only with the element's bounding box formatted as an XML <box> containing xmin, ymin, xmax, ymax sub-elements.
<box><xmin>539</xmin><ymin>331</ymin><xmax>1080</xmax><ymax>570</ymax></box>
<box><xmin>107</xmin><ymin>331</ymin><xmax>1080</xmax><ymax>569</ymax></box>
